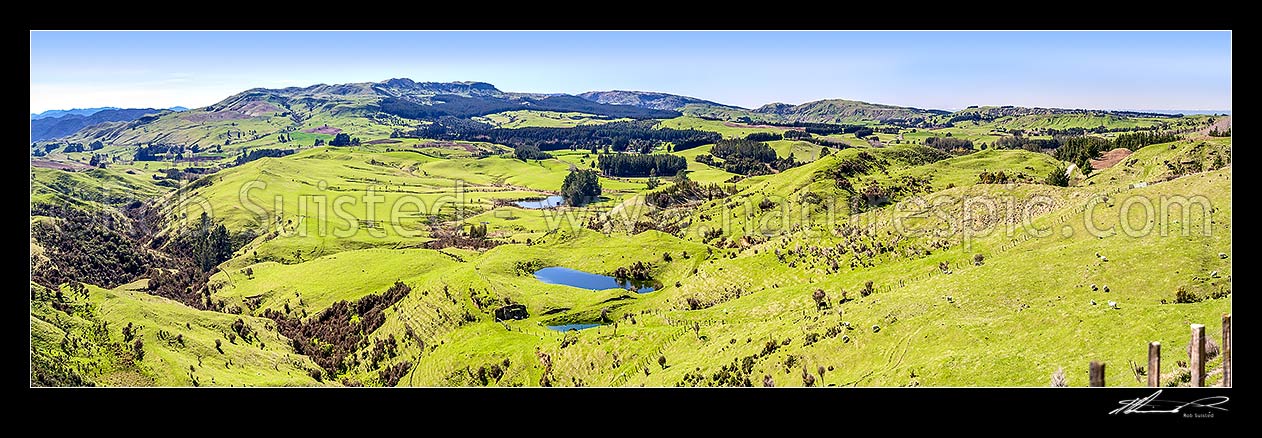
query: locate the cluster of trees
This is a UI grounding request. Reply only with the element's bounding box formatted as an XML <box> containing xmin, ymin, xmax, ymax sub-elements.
<box><xmin>598</xmin><ymin>153</ymin><xmax>686</xmax><ymax>177</ymax></box>
<box><xmin>644</xmin><ymin>174</ymin><xmax>737</xmax><ymax>208</ymax></box>
<box><xmin>560</xmin><ymin>169</ymin><xmax>602</xmax><ymax>206</ymax></box>
<box><xmin>234</xmin><ymin>148</ymin><xmax>295</xmax><ymax>166</ymax></box>
<box><xmin>991</xmin><ymin>135</ymin><xmax>1060</xmax><ymax>151</ymax></box>
<box><xmin>708</xmin><ymin>138</ymin><xmax>800</xmax><ymax>176</ymax></box>
<box><xmin>1209</xmin><ymin>127</ymin><xmax>1231</xmax><ymax>137</ymax></box>
<box><xmin>170</xmin><ymin>213</ymin><xmax>235</xmax><ymax>273</ymax></box>
<box><xmin>744</xmin><ymin>132</ymin><xmax>783</xmax><ymax>141</ymax></box>
<box><xmin>406</xmin><ymin>116</ymin><xmax>493</xmax><ymax>139</ymax></box>
<box><xmin>782</xmin><ymin>130</ymin><xmax>812</xmax><ymax>140</ymax></box>
<box><xmin>265</xmin><ymin>281</ymin><xmax>413</xmax><ymax>374</ymax></box>
<box><xmin>329</xmin><ymin>133</ymin><xmax>361</xmax><ymax>147</ymax></box>
<box><xmin>146</xmin><ymin>261</ymin><xmax>210</xmax><ymax>309</ymax></box>
<box><xmin>513</xmin><ymin>145</ymin><xmax>552</xmax><ymax>161</ymax></box>
<box><xmin>1112</xmin><ymin>132</ymin><xmax>1179</xmax><ymax>150</ymax></box>
<box><xmin>134</xmin><ymin>143</ymin><xmax>182</xmax><ymax>161</ymax></box>
<box><xmin>30</xmin><ymin>206</ymin><xmax>151</xmax><ymax>289</ymax></box>
<box><xmin>711</xmin><ymin>139</ymin><xmax>778</xmax><ymax>162</ymax></box>
<box><xmin>1052</xmin><ymin>136</ymin><xmax>1114</xmax><ymax>171</ymax></box>
<box><xmin>976</xmin><ymin>170</ymin><xmax>1033</xmax><ymax>184</ymax></box>
<box><xmin>410</xmin><ymin>119</ymin><xmax>720</xmax><ymax>153</ymax></box>
<box><xmin>1045</xmin><ymin>164</ymin><xmax>1070</xmax><ymax>187</ymax></box>
<box><xmin>924</xmin><ymin>136</ymin><xmax>974</xmax><ymax>153</ymax></box>
<box><xmin>852</xmin><ymin>127</ymin><xmax>874</xmax><ymax>138</ymax></box>
<box><xmin>946</xmin><ymin>113</ymin><xmax>984</xmax><ymax>124</ymax></box>
<box><xmin>276</xmin><ymin>133</ymin><xmax>293</xmax><ymax>143</ymax></box>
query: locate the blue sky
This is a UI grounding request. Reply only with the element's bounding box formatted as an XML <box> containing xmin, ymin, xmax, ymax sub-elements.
<box><xmin>30</xmin><ymin>31</ymin><xmax>1231</xmax><ymax>113</ymax></box>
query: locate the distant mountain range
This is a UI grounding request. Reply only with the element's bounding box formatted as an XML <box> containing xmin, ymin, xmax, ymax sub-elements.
<box><xmin>577</xmin><ymin>90</ymin><xmax>733</xmax><ymax>111</ymax></box>
<box><xmin>31</xmin><ymin>106</ymin><xmax>186</xmax><ymax>120</ymax></box>
<box><xmin>33</xmin><ymin>78</ymin><xmax>1219</xmax><ymax>145</ymax></box>
<box><xmin>29</xmin><ymin>108</ymin><xmax>178</xmax><ymax>142</ymax></box>
<box><xmin>30</xmin><ymin>107</ymin><xmax>120</xmax><ymax>120</ymax></box>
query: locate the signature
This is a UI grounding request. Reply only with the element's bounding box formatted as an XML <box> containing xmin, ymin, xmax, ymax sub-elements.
<box><xmin>1110</xmin><ymin>390</ymin><xmax>1229</xmax><ymax>415</ymax></box>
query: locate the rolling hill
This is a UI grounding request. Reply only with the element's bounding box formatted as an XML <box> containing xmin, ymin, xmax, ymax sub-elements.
<box><xmin>578</xmin><ymin>90</ymin><xmax>736</xmax><ymax>111</ymax></box>
<box><xmin>29</xmin><ymin>77</ymin><xmax>1231</xmax><ymax>388</ymax></box>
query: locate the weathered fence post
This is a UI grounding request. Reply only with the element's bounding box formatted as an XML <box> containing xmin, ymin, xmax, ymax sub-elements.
<box><xmin>1222</xmin><ymin>314</ymin><xmax>1231</xmax><ymax>387</ymax></box>
<box><xmin>1190</xmin><ymin>324</ymin><xmax>1206</xmax><ymax>387</ymax></box>
<box><xmin>1148</xmin><ymin>342</ymin><xmax>1161</xmax><ymax>387</ymax></box>
<box><xmin>1089</xmin><ymin>361</ymin><xmax>1106</xmax><ymax>387</ymax></box>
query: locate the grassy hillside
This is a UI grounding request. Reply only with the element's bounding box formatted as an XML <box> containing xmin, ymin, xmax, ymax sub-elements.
<box><xmin>32</xmin><ymin>281</ymin><xmax>325</xmax><ymax>386</ymax></box>
<box><xmin>476</xmin><ymin>110</ymin><xmax>626</xmax><ymax>128</ymax></box>
<box><xmin>30</xmin><ymin>79</ymin><xmax>1231</xmax><ymax>387</ymax></box>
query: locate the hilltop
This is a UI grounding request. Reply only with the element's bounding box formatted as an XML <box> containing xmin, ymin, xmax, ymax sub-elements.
<box><xmin>578</xmin><ymin>90</ymin><xmax>736</xmax><ymax>111</ymax></box>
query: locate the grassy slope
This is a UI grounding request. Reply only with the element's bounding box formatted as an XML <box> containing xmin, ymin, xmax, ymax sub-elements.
<box><xmin>32</xmin><ymin>102</ymin><xmax>1230</xmax><ymax>387</ymax></box>
<box><xmin>657</xmin><ymin>116</ymin><xmax>786</xmax><ymax>139</ymax></box>
<box><xmin>31</xmin><ymin>281</ymin><xmax>325</xmax><ymax>386</ymax></box>
<box><xmin>389</xmin><ymin>139</ymin><xmax>1230</xmax><ymax>387</ymax></box>
<box><xmin>476</xmin><ymin>110</ymin><xmax>626</xmax><ymax>128</ymax></box>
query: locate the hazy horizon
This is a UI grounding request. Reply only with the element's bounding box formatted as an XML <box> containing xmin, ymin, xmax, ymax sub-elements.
<box><xmin>30</xmin><ymin>31</ymin><xmax>1231</xmax><ymax>114</ymax></box>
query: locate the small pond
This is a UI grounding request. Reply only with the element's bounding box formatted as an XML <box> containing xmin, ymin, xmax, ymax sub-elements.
<box><xmin>546</xmin><ymin>323</ymin><xmax>602</xmax><ymax>332</ymax></box>
<box><xmin>514</xmin><ymin>195</ymin><xmax>565</xmax><ymax>209</ymax></box>
<box><xmin>533</xmin><ymin>266</ymin><xmax>656</xmax><ymax>293</ymax></box>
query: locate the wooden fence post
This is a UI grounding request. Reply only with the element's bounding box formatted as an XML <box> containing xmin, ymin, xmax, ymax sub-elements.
<box><xmin>1148</xmin><ymin>342</ymin><xmax>1161</xmax><ymax>387</ymax></box>
<box><xmin>1222</xmin><ymin>314</ymin><xmax>1231</xmax><ymax>387</ymax></box>
<box><xmin>1190</xmin><ymin>324</ymin><xmax>1206</xmax><ymax>387</ymax></box>
<box><xmin>1089</xmin><ymin>361</ymin><xmax>1106</xmax><ymax>387</ymax></box>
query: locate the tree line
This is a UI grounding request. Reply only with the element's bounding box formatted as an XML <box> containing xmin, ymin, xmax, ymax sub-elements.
<box><xmin>408</xmin><ymin>119</ymin><xmax>720</xmax><ymax>153</ymax></box>
<box><xmin>598</xmin><ymin>153</ymin><xmax>687</xmax><ymax>177</ymax></box>
<box><xmin>235</xmin><ymin>148</ymin><xmax>295</xmax><ymax>166</ymax></box>
<box><xmin>924</xmin><ymin>136</ymin><xmax>974</xmax><ymax>153</ymax></box>
<box><xmin>767</xmin><ymin>121</ymin><xmax>870</xmax><ymax>136</ymax></box>
<box><xmin>134</xmin><ymin>144</ymin><xmax>183</xmax><ymax>161</ymax></box>
<box><xmin>513</xmin><ymin>145</ymin><xmax>552</xmax><ymax>161</ymax></box>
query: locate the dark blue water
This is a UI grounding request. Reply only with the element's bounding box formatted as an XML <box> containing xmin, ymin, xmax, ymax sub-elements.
<box><xmin>533</xmin><ymin>267</ymin><xmax>656</xmax><ymax>293</ymax></box>
<box><xmin>547</xmin><ymin>323</ymin><xmax>602</xmax><ymax>331</ymax></box>
<box><xmin>514</xmin><ymin>195</ymin><xmax>565</xmax><ymax>209</ymax></box>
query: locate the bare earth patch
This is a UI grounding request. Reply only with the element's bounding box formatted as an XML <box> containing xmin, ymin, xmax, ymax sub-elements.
<box><xmin>303</xmin><ymin>125</ymin><xmax>342</xmax><ymax>135</ymax></box>
<box><xmin>424</xmin><ymin>141</ymin><xmax>479</xmax><ymax>153</ymax></box>
<box><xmin>232</xmin><ymin>100</ymin><xmax>282</xmax><ymax>117</ymax></box>
<box><xmin>31</xmin><ymin>159</ymin><xmax>91</xmax><ymax>171</ymax></box>
<box><xmin>1198</xmin><ymin>115</ymin><xmax>1231</xmax><ymax>137</ymax></box>
<box><xmin>722</xmin><ymin>121</ymin><xmax>803</xmax><ymax>131</ymax></box>
<box><xmin>181</xmin><ymin>110</ymin><xmax>250</xmax><ymax>122</ymax></box>
<box><xmin>1090</xmin><ymin>148</ymin><xmax>1133</xmax><ymax>170</ymax></box>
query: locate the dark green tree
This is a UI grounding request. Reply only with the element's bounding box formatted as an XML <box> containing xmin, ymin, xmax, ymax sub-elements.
<box><xmin>1045</xmin><ymin>164</ymin><xmax>1070</xmax><ymax>187</ymax></box>
<box><xmin>560</xmin><ymin>169</ymin><xmax>601</xmax><ymax>207</ymax></box>
<box><xmin>330</xmin><ymin>133</ymin><xmax>352</xmax><ymax>146</ymax></box>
